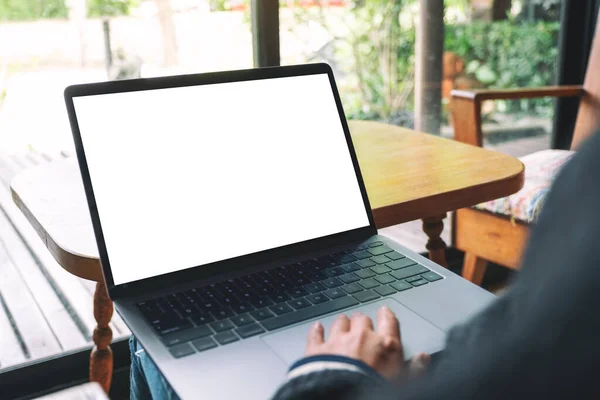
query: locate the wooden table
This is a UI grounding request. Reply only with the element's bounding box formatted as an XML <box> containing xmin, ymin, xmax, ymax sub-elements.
<box><xmin>10</xmin><ymin>120</ymin><xmax>523</xmax><ymax>392</ymax></box>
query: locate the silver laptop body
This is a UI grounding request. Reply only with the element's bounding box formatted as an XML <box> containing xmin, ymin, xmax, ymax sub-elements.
<box><xmin>64</xmin><ymin>64</ymin><xmax>494</xmax><ymax>399</ymax></box>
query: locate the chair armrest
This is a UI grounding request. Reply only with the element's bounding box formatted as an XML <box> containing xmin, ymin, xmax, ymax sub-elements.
<box><xmin>450</xmin><ymin>85</ymin><xmax>584</xmax><ymax>146</ymax></box>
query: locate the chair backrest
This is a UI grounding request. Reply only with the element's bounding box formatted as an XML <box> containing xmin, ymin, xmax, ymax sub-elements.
<box><xmin>572</xmin><ymin>13</ymin><xmax>600</xmax><ymax>150</ymax></box>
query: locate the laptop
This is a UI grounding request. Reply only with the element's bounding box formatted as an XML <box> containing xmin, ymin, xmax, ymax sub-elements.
<box><xmin>64</xmin><ymin>63</ymin><xmax>494</xmax><ymax>399</ymax></box>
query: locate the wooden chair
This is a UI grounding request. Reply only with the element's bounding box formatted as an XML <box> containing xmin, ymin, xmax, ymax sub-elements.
<box><xmin>449</xmin><ymin>16</ymin><xmax>600</xmax><ymax>285</ymax></box>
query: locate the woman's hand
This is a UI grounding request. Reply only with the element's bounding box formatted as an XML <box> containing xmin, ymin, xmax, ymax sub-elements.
<box><xmin>305</xmin><ymin>306</ymin><xmax>430</xmax><ymax>379</ymax></box>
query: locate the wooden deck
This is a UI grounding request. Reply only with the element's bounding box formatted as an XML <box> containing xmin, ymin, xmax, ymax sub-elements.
<box><xmin>0</xmin><ymin>151</ymin><xmax>130</xmax><ymax>371</ymax></box>
<box><xmin>0</xmin><ymin>132</ymin><xmax>546</xmax><ymax>370</ymax></box>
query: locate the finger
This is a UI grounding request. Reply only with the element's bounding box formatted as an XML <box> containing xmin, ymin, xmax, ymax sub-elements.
<box><xmin>305</xmin><ymin>321</ymin><xmax>324</xmax><ymax>352</ymax></box>
<box><xmin>408</xmin><ymin>353</ymin><xmax>431</xmax><ymax>377</ymax></box>
<box><xmin>350</xmin><ymin>312</ymin><xmax>374</xmax><ymax>331</ymax></box>
<box><xmin>330</xmin><ymin>314</ymin><xmax>351</xmax><ymax>336</ymax></box>
<box><xmin>376</xmin><ymin>306</ymin><xmax>400</xmax><ymax>340</ymax></box>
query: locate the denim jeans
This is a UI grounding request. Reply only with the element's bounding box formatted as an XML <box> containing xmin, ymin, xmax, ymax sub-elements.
<box><xmin>129</xmin><ymin>336</ymin><xmax>181</xmax><ymax>400</ymax></box>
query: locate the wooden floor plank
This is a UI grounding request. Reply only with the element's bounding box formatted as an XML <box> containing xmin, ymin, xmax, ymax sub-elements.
<box><xmin>0</xmin><ymin>237</ymin><xmax>62</xmax><ymax>359</ymax></box>
<box><xmin>0</xmin><ymin>158</ymin><xmax>13</xmax><ymax>190</ymax></box>
<box><xmin>0</xmin><ymin>292</ymin><xmax>27</xmax><ymax>369</ymax></box>
<box><xmin>0</xmin><ymin>208</ymin><xmax>87</xmax><ymax>350</ymax></box>
<box><xmin>0</xmin><ymin>189</ymin><xmax>97</xmax><ymax>340</ymax></box>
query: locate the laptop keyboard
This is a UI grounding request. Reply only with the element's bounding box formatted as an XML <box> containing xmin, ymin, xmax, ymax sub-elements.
<box><xmin>136</xmin><ymin>242</ymin><xmax>444</xmax><ymax>359</ymax></box>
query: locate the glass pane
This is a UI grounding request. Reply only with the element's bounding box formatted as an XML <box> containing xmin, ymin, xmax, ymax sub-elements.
<box><xmin>0</xmin><ymin>0</ymin><xmax>252</xmax><ymax>372</ymax></box>
<box><xmin>280</xmin><ymin>0</ymin><xmax>562</xmax><ymax>252</ymax></box>
<box><xmin>280</xmin><ymin>1</ymin><xmax>419</xmax><ymax>126</ymax></box>
<box><xmin>445</xmin><ymin>0</ymin><xmax>562</xmax><ymax>157</ymax></box>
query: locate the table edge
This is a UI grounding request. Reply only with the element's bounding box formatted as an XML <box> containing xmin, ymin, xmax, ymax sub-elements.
<box><xmin>10</xmin><ymin>184</ymin><xmax>103</xmax><ymax>282</ymax></box>
<box><xmin>372</xmin><ymin>160</ymin><xmax>525</xmax><ymax>228</ymax></box>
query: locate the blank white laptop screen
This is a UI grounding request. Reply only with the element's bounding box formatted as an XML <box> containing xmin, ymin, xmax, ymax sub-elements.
<box><xmin>73</xmin><ymin>73</ymin><xmax>370</xmax><ymax>285</ymax></box>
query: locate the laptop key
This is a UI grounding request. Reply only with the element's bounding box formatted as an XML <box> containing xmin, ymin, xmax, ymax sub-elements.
<box><xmin>236</xmin><ymin>323</ymin><xmax>265</xmax><ymax>339</ymax></box>
<box><xmin>288</xmin><ymin>287</ymin><xmax>309</xmax><ymax>299</ymax></box>
<box><xmin>371</xmin><ymin>265</ymin><xmax>391</xmax><ymax>275</ymax></box>
<box><xmin>161</xmin><ymin>325</ymin><xmax>212</xmax><ymax>346</ymax></box>
<box><xmin>371</xmin><ymin>255</ymin><xmax>391</xmax><ymax>264</ymax></box>
<box><xmin>288</xmin><ymin>298</ymin><xmax>312</xmax><ymax>310</ymax></box>
<box><xmin>390</xmin><ymin>281</ymin><xmax>413</xmax><ymax>292</ymax></box>
<box><xmin>231</xmin><ymin>313</ymin><xmax>255</xmax><ymax>327</ymax></box>
<box><xmin>322</xmin><ymin>277</ymin><xmax>343</xmax><ymax>288</ymax></box>
<box><xmin>214</xmin><ymin>331</ymin><xmax>239</xmax><ymax>345</ymax></box>
<box><xmin>168</xmin><ymin>343</ymin><xmax>196</xmax><ymax>358</ymax></box>
<box><xmin>405</xmin><ymin>276</ymin><xmax>422</xmax><ymax>283</ymax></box>
<box><xmin>339</xmin><ymin>273</ymin><xmax>360</xmax><ymax>284</ymax></box>
<box><xmin>198</xmin><ymin>300</ymin><xmax>219</xmax><ymax>313</ymax></box>
<box><xmin>190</xmin><ymin>312</ymin><xmax>214</xmax><ymax>326</ymax></box>
<box><xmin>340</xmin><ymin>263</ymin><xmax>359</xmax><ymax>273</ymax></box>
<box><xmin>386</xmin><ymin>251</ymin><xmax>406</xmax><ymax>261</ymax></box>
<box><xmin>374</xmin><ymin>285</ymin><xmax>396</xmax><ymax>297</ymax></box>
<box><xmin>339</xmin><ymin>254</ymin><xmax>357</xmax><ymax>264</ymax></box>
<box><xmin>369</xmin><ymin>242</ymin><xmax>384</xmax><ymax>247</ymax></box>
<box><xmin>250</xmin><ymin>297</ymin><xmax>274</xmax><ymax>309</ymax></box>
<box><xmin>270</xmin><ymin>291</ymin><xmax>291</xmax><ymax>303</ymax></box>
<box><xmin>353</xmin><ymin>290</ymin><xmax>380</xmax><ymax>303</ymax></box>
<box><xmin>390</xmin><ymin>265</ymin><xmax>429</xmax><ymax>280</ymax></box>
<box><xmin>210</xmin><ymin>307</ymin><xmax>235</xmax><ymax>320</ymax></box>
<box><xmin>230</xmin><ymin>303</ymin><xmax>255</xmax><ymax>314</ymax></box>
<box><xmin>251</xmin><ymin>308</ymin><xmax>275</xmax><ymax>321</ymax></box>
<box><xmin>324</xmin><ymin>288</ymin><xmax>346</xmax><ymax>299</ymax></box>
<box><xmin>305</xmin><ymin>282</ymin><xmax>326</xmax><ymax>293</ymax></box>
<box><xmin>374</xmin><ymin>274</ymin><xmax>395</xmax><ymax>285</ymax></box>
<box><xmin>356</xmin><ymin>259</ymin><xmax>376</xmax><ymax>269</ymax></box>
<box><xmin>358</xmin><ymin>278</ymin><xmax>379</xmax><ymax>289</ymax></box>
<box><xmin>352</xmin><ymin>250</ymin><xmax>371</xmax><ymax>260</ymax></box>
<box><xmin>409</xmin><ymin>279</ymin><xmax>429</xmax><ymax>287</ymax></box>
<box><xmin>291</xmin><ymin>276</ymin><xmax>311</xmax><ymax>286</ymax></box>
<box><xmin>367</xmin><ymin>245</ymin><xmax>393</xmax><ymax>256</ymax></box>
<box><xmin>325</xmin><ymin>267</ymin><xmax>344</xmax><ymax>277</ymax></box>
<box><xmin>270</xmin><ymin>303</ymin><xmax>294</xmax><ymax>315</ymax></box>
<box><xmin>421</xmin><ymin>272</ymin><xmax>443</xmax><ymax>282</ymax></box>
<box><xmin>137</xmin><ymin>301</ymin><xmax>162</xmax><ymax>320</ymax></box>
<box><xmin>210</xmin><ymin>319</ymin><xmax>235</xmax><ymax>332</ymax></box>
<box><xmin>387</xmin><ymin>259</ymin><xmax>417</xmax><ymax>270</ymax></box>
<box><xmin>262</xmin><ymin>296</ymin><xmax>360</xmax><ymax>331</ymax></box>
<box><xmin>356</xmin><ymin>269</ymin><xmax>376</xmax><ymax>279</ymax></box>
<box><xmin>309</xmin><ymin>272</ymin><xmax>327</xmax><ymax>281</ymax></box>
<box><xmin>153</xmin><ymin>318</ymin><xmax>192</xmax><ymax>336</ymax></box>
<box><xmin>306</xmin><ymin>293</ymin><xmax>329</xmax><ymax>304</ymax></box>
<box><xmin>191</xmin><ymin>337</ymin><xmax>218</xmax><ymax>352</ymax></box>
<box><xmin>342</xmin><ymin>283</ymin><xmax>363</xmax><ymax>294</ymax></box>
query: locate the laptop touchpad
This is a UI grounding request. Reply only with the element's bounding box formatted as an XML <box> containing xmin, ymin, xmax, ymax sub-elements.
<box><xmin>261</xmin><ymin>298</ymin><xmax>446</xmax><ymax>365</ymax></box>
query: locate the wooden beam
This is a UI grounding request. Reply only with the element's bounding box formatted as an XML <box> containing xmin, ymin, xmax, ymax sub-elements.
<box><xmin>415</xmin><ymin>0</ymin><xmax>444</xmax><ymax>134</ymax></box>
<box><xmin>251</xmin><ymin>0</ymin><xmax>280</xmax><ymax>67</ymax></box>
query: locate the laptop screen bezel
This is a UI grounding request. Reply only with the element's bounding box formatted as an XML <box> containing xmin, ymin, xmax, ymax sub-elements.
<box><xmin>64</xmin><ymin>63</ymin><xmax>377</xmax><ymax>299</ymax></box>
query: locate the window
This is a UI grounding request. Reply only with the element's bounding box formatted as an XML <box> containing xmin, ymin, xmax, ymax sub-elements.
<box><xmin>280</xmin><ymin>0</ymin><xmax>562</xmax><ymax>156</ymax></box>
<box><xmin>279</xmin><ymin>0</ymin><xmax>562</xmax><ymax>251</ymax></box>
<box><xmin>0</xmin><ymin>0</ymin><xmax>252</xmax><ymax>374</ymax></box>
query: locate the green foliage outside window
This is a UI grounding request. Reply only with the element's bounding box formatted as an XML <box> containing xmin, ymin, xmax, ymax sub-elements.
<box><xmin>289</xmin><ymin>2</ymin><xmax>560</xmax><ymax>124</ymax></box>
<box><xmin>445</xmin><ymin>21</ymin><xmax>561</xmax><ymax>117</ymax></box>
<box><xmin>86</xmin><ymin>0</ymin><xmax>137</xmax><ymax>17</ymax></box>
<box><xmin>0</xmin><ymin>0</ymin><xmax>68</xmax><ymax>20</ymax></box>
<box><xmin>340</xmin><ymin>20</ymin><xmax>560</xmax><ymax>122</ymax></box>
<box><xmin>0</xmin><ymin>0</ymin><xmax>136</xmax><ymax>20</ymax></box>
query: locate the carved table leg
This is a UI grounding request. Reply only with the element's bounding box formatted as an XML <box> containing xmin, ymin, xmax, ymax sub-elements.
<box><xmin>90</xmin><ymin>280</ymin><xmax>114</xmax><ymax>393</ymax></box>
<box><xmin>422</xmin><ymin>214</ymin><xmax>448</xmax><ymax>267</ymax></box>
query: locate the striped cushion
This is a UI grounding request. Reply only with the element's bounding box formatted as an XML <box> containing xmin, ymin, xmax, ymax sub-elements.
<box><xmin>475</xmin><ymin>149</ymin><xmax>575</xmax><ymax>223</ymax></box>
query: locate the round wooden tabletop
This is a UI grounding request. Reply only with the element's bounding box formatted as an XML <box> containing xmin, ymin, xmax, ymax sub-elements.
<box><xmin>10</xmin><ymin>120</ymin><xmax>523</xmax><ymax>282</ymax></box>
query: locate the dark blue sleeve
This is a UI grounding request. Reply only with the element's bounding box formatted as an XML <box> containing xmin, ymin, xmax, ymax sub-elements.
<box><xmin>273</xmin><ymin>130</ymin><xmax>600</xmax><ymax>400</ymax></box>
